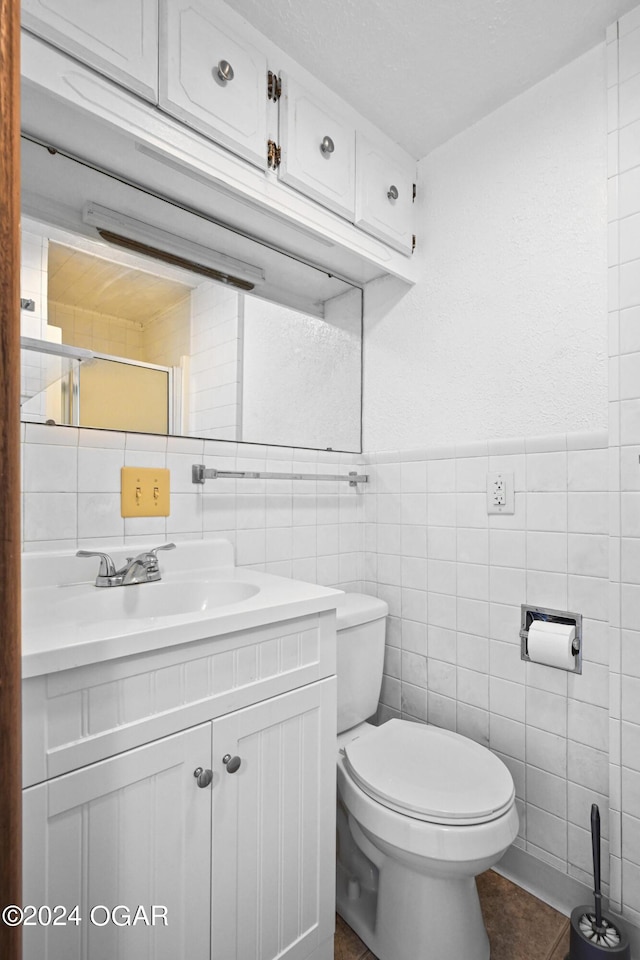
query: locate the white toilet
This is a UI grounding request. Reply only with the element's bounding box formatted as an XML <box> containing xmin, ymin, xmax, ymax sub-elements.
<box><xmin>335</xmin><ymin>593</ymin><xmax>519</xmax><ymax>960</ymax></box>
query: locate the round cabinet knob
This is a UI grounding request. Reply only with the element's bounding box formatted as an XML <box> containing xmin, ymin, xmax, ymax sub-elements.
<box><xmin>193</xmin><ymin>766</ymin><xmax>213</xmax><ymax>788</ymax></box>
<box><xmin>320</xmin><ymin>135</ymin><xmax>335</xmax><ymax>156</ymax></box>
<box><xmin>216</xmin><ymin>60</ymin><xmax>234</xmax><ymax>83</ymax></box>
<box><xmin>387</xmin><ymin>185</ymin><xmax>399</xmax><ymax>201</ymax></box>
<box><xmin>222</xmin><ymin>754</ymin><xmax>242</xmax><ymax>774</ymax></box>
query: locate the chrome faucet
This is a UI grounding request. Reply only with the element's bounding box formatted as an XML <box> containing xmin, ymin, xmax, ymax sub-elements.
<box><xmin>76</xmin><ymin>543</ymin><xmax>176</xmax><ymax>587</ymax></box>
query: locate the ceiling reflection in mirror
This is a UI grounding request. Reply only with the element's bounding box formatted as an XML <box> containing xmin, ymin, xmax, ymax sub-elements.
<box><xmin>20</xmin><ymin>138</ymin><xmax>363</xmax><ymax>452</ymax></box>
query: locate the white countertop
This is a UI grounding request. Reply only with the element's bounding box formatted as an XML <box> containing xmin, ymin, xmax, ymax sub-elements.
<box><xmin>22</xmin><ymin>539</ymin><xmax>342</xmax><ymax>678</ymax></box>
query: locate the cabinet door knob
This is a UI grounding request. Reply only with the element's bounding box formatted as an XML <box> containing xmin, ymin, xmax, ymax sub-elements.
<box><xmin>320</xmin><ymin>136</ymin><xmax>335</xmax><ymax>156</ymax></box>
<box><xmin>222</xmin><ymin>754</ymin><xmax>242</xmax><ymax>773</ymax></box>
<box><xmin>217</xmin><ymin>60</ymin><xmax>234</xmax><ymax>82</ymax></box>
<box><xmin>387</xmin><ymin>185</ymin><xmax>399</xmax><ymax>201</ymax></box>
<box><xmin>193</xmin><ymin>766</ymin><xmax>213</xmax><ymax>788</ymax></box>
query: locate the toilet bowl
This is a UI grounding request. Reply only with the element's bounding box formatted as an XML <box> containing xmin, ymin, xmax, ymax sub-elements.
<box><xmin>335</xmin><ymin>593</ymin><xmax>519</xmax><ymax>960</ymax></box>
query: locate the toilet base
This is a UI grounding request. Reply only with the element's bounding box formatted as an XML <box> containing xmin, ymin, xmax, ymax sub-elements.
<box><xmin>337</xmin><ymin>839</ymin><xmax>491</xmax><ymax>960</ymax></box>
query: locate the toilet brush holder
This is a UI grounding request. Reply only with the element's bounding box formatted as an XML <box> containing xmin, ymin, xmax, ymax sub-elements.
<box><xmin>566</xmin><ymin>806</ymin><xmax>630</xmax><ymax>959</ymax></box>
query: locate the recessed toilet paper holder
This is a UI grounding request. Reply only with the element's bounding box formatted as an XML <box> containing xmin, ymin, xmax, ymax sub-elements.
<box><xmin>520</xmin><ymin>604</ymin><xmax>582</xmax><ymax>674</ymax></box>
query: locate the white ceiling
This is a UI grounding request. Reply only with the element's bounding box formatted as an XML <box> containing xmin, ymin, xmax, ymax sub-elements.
<box><xmin>48</xmin><ymin>243</ymin><xmax>192</xmax><ymax>325</ymax></box>
<box><xmin>230</xmin><ymin>0</ymin><xmax>637</xmax><ymax>158</ymax></box>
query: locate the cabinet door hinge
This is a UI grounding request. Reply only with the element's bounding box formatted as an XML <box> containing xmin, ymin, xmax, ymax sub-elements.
<box><xmin>412</xmin><ymin>234</ymin><xmax>416</xmax><ymax>253</ymax></box>
<box><xmin>412</xmin><ymin>183</ymin><xmax>417</xmax><ymax>202</ymax></box>
<box><xmin>267</xmin><ymin>71</ymin><xmax>282</xmax><ymax>101</ymax></box>
<box><xmin>267</xmin><ymin>139</ymin><xmax>281</xmax><ymax>169</ymax></box>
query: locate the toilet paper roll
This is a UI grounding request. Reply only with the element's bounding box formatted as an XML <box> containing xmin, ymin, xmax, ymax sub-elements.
<box><xmin>527</xmin><ymin>619</ymin><xmax>576</xmax><ymax>670</ymax></box>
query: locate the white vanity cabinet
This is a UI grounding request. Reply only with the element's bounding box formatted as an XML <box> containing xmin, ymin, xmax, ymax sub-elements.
<box><xmin>210</xmin><ymin>682</ymin><xmax>334</xmax><ymax>959</ymax></box>
<box><xmin>159</xmin><ymin>0</ymin><xmax>270</xmax><ymax>171</ymax></box>
<box><xmin>23</xmin><ymin>723</ymin><xmax>213</xmax><ymax>959</ymax></box>
<box><xmin>21</xmin><ymin>0</ymin><xmax>159</xmax><ymax>102</ymax></box>
<box><xmin>22</xmin><ymin>610</ymin><xmax>337</xmax><ymax>960</ymax></box>
<box><xmin>355</xmin><ymin>134</ymin><xmax>416</xmax><ymax>254</ymax></box>
<box><xmin>278</xmin><ymin>74</ymin><xmax>356</xmax><ymax>220</ymax></box>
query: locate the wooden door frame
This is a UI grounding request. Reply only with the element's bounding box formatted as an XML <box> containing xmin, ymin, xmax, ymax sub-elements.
<box><xmin>0</xmin><ymin>0</ymin><xmax>22</xmax><ymax>957</ymax></box>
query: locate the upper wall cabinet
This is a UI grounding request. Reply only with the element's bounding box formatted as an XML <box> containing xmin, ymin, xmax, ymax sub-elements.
<box><xmin>21</xmin><ymin>0</ymin><xmax>159</xmax><ymax>102</ymax></box>
<box><xmin>355</xmin><ymin>134</ymin><xmax>416</xmax><ymax>254</ymax></box>
<box><xmin>278</xmin><ymin>74</ymin><xmax>356</xmax><ymax>221</ymax></box>
<box><xmin>159</xmin><ymin>0</ymin><xmax>269</xmax><ymax>171</ymax></box>
<box><xmin>21</xmin><ymin>0</ymin><xmax>418</xmax><ymax>273</ymax></box>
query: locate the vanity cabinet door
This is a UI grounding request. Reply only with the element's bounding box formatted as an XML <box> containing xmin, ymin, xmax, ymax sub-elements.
<box><xmin>279</xmin><ymin>74</ymin><xmax>356</xmax><ymax>220</ymax></box>
<box><xmin>23</xmin><ymin>724</ymin><xmax>212</xmax><ymax>960</ymax></box>
<box><xmin>210</xmin><ymin>679</ymin><xmax>336</xmax><ymax>960</ymax></box>
<box><xmin>21</xmin><ymin>0</ymin><xmax>158</xmax><ymax>101</ymax></box>
<box><xmin>354</xmin><ymin>134</ymin><xmax>416</xmax><ymax>254</ymax></box>
<box><xmin>159</xmin><ymin>0</ymin><xmax>269</xmax><ymax>170</ymax></box>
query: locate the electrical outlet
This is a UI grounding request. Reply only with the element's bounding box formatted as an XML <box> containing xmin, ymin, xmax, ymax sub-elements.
<box><xmin>486</xmin><ymin>471</ymin><xmax>515</xmax><ymax>515</ymax></box>
<box><xmin>121</xmin><ymin>467</ymin><xmax>170</xmax><ymax>517</ymax></box>
<box><xmin>492</xmin><ymin>476</ymin><xmax>506</xmax><ymax>505</ymax></box>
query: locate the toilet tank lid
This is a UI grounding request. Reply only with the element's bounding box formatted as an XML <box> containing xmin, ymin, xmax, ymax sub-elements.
<box><xmin>335</xmin><ymin>593</ymin><xmax>388</xmax><ymax>631</ymax></box>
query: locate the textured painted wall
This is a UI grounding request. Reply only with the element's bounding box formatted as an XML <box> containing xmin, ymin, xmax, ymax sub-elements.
<box><xmin>242</xmin><ymin>291</ymin><xmax>361</xmax><ymax>451</ymax></box>
<box><xmin>364</xmin><ymin>46</ymin><xmax>608</xmax><ymax>451</ymax></box>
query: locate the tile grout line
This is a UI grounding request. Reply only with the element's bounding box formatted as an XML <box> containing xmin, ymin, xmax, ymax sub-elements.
<box><xmin>544</xmin><ymin>917</ymin><xmax>571</xmax><ymax>960</ymax></box>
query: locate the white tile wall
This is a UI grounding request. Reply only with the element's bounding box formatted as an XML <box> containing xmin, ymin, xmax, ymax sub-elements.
<box><xmin>49</xmin><ymin>301</ymin><xmax>144</xmax><ymax>359</ymax></box>
<box><xmin>20</xmin><ymin>229</ymin><xmax>50</xmax><ymax>422</ymax></box>
<box><xmin>365</xmin><ymin>431</ymin><xmax>610</xmax><ymax>889</ymax></box>
<box><xmin>21</xmin><ymin>423</ymin><xmax>366</xmax><ymax>592</ymax></box>
<box><xmin>142</xmin><ymin>296</ymin><xmax>190</xmax><ymax>368</ymax></box>
<box><xmin>20</xmin><ymin>228</ymin><xmax>48</xmax><ymax>331</ymax></box>
<box><xmin>189</xmin><ymin>282</ymin><xmax>242</xmax><ymax>440</ymax></box>
<box><xmin>609</xmin><ymin>4</ymin><xmax>640</xmax><ymax>925</ymax></box>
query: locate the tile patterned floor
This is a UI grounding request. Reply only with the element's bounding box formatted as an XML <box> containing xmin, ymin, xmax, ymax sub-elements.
<box><xmin>335</xmin><ymin>870</ymin><xmax>571</xmax><ymax>960</ymax></box>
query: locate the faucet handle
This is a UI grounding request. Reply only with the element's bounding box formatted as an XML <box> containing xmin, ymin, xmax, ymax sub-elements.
<box><xmin>119</xmin><ymin>542</ymin><xmax>177</xmax><ymax>585</ymax></box>
<box><xmin>130</xmin><ymin>542</ymin><xmax>177</xmax><ymax>570</ymax></box>
<box><xmin>76</xmin><ymin>550</ymin><xmax>117</xmax><ymax>578</ymax></box>
<box><xmin>148</xmin><ymin>542</ymin><xmax>177</xmax><ymax>560</ymax></box>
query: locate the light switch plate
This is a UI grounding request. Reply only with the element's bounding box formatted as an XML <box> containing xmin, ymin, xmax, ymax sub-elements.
<box><xmin>121</xmin><ymin>467</ymin><xmax>170</xmax><ymax>517</ymax></box>
<box><xmin>486</xmin><ymin>471</ymin><xmax>515</xmax><ymax>515</ymax></box>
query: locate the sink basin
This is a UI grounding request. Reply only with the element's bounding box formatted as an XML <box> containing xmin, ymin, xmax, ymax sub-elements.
<box><xmin>21</xmin><ymin>538</ymin><xmax>342</xmax><ymax>678</ymax></box>
<box><xmin>52</xmin><ymin>578</ymin><xmax>260</xmax><ymax>625</ymax></box>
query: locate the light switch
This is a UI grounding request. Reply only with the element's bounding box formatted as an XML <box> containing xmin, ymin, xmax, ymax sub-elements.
<box><xmin>121</xmin><ymin>467</ymin><xmax>170</xmax><ymax>517</ymax></box>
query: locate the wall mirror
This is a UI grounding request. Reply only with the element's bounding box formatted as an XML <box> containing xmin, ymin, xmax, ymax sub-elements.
<box><xmin>20</xmin><ymin>137</ymin><xmax>363</xmax><ymax>452</ymax></box>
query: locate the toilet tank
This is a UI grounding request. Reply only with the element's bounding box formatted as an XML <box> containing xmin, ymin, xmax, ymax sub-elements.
<box><xmin>336</xmin><ymin>593</ymin><xmax>388</xmax><ymax>735</ymax></box>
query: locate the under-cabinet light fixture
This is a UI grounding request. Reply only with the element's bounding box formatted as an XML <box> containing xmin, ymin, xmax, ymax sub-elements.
<box><xmin>82</xmin><ymin>202</ymin><xmax>265</xmax><ymax>291</ymax></box>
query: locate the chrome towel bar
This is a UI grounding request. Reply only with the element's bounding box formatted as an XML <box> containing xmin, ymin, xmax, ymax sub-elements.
<box><xmin>191</xmin><ymin>464</ymin><xmax>368</xmax><ymax>487</ymax></box>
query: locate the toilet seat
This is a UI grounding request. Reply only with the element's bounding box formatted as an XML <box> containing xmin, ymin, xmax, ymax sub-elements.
<box><xmin>343</xmin><ymin>719</ymin><xmax>515</xmax><ymax>825</ymax></box>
